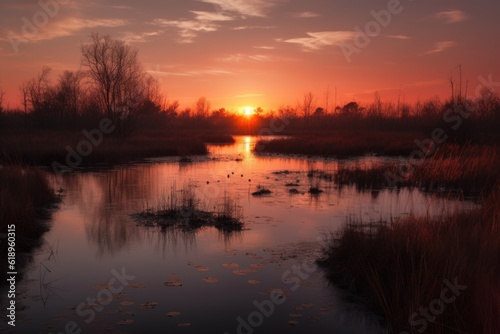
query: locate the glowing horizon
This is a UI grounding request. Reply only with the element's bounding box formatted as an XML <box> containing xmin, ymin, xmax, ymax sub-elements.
<box><xmin>0</xmin><ymin>0</ymin><xmax>499</xmax><ymax>111</ymax></box>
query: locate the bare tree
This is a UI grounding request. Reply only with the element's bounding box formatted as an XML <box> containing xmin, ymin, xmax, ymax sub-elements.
<box><xmin>143</xmin><ymin>74</ymin><xmax>163</xmax><ymax>107</ymax></box>
<box><xmin>20</xmin><ymin>66</ymin><xmax>52</xmax><ymax>113</ymax></box>
<box><xmin>55</xmin><ymin>70</ymin><xmax>85</xmax><ymax>117</ymax></box>
<box><xmin>81</xmin><ymin>33</ymin><xmax>144</xmax><ymax>120</ymax></box>
<box><xmin>477</xmin><ymin>86</ymin><xmax>500</xmax><ymax>119</ymax></box>
<box><xmin>194</xmin><ymin>97</ymin><xmax>210</xmax><ymax>118</ymax></box>
<box><xmin>299</xmin><ymin>92</ymin><xmax>316</xmax><ymax>120</ymax></box>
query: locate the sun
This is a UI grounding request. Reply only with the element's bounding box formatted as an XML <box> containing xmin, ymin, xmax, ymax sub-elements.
<box><xmin>242</xmin><ymin>106</ymin><xmax>255</xmax><ymax>117</ymax></box>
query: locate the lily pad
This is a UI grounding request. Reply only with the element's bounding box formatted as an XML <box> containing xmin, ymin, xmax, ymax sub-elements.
<box><xmin>232</xmin><ymin>269</ymin><xmax>257</xmax><ymax>276</ymax></box>
<box><xmin>203</xmin><ymin>277</ymin><xmax>218</xmax><ymax>283</ymax></box>
<box><xmin>140</xmin><ymin>302</ymin><xmax>158</xmax><ymax>309</ymax></box>
<box><xmin>167</xmin><ymin>311</ymin><xmax>181</xmax><ymax>317</ymax></box>
<box><xmin>164</xmin><ymin>274</ymin><xmax>183</xmax><ymax>287</ymax></box>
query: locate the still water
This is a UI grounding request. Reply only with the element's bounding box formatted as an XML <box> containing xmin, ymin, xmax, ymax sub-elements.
<box><xmin>9</xmin><ymin>136</ymin><xmax>476</xmax><ymax>334</ymax></box>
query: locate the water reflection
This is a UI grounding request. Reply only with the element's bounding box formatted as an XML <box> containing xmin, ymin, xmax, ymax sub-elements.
<box><xmin>56</xmin><ymin>136</ymin><xmax>478</xmax><ymax>257</ymax></box>
<box><xmin>14</xmin><ymin>136</ymin><xmax>478</xmax><ymax>334</ymax></box>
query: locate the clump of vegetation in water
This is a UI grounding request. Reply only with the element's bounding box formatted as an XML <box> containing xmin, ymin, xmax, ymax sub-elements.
<box><xmin>308</xmin><ymin>187</ymin><xmax>324</xmax><ymax>195</ymax></box>
<box><xmin>251</xmin><ymin>187</ymin><xmax>272</xmax><ymax>196</ymax></box>
<box><xmin>132</xmin><ymin>184</ymin><xmax>243</xmax><ymax>232</ymax></box>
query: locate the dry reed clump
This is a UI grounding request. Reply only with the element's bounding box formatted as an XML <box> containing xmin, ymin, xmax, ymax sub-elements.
<box><xmin>319</xmin><ymin>183</ymin><xmax>500</xmax><ymax>333</ymax></box>
<box><xmin>133</xmin><ymin>184</ymin><xmax>243</xmax><ymax>232</ymax></box>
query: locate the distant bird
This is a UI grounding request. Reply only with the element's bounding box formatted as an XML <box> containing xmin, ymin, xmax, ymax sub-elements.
<box><xmin>227</xmin><ymin>175</ymin><xmax>230</xmax><ymax>178</ymax></box>
<box><xmin>241</xmin><ymin>174</ymin><xmax>243</xmax><ymax>177</ymax></box>
<box><xmin>207</xmin><ymin>181</ymin><xmax>210</xmax><ymax>184</ymax></box>
<box><xmin>248</xmin><ymin>179</ymin><xmax>251</xmax><ymax>182</ymax></box>
<box><xmin>217</xmin><ymin>180</ymin><xmax>220</xmax><ymax>183</ymax></box>
<box><xmin>232</xmin><ymin>172</ymin><xmax>234</xmax><ymax>175</ymax></box>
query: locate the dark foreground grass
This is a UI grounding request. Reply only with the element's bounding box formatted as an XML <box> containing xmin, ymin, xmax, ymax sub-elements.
<box><xmin>132</xmin><ymin>184</ymin><xmax>243</xmax><ymax>232</ymax></box>
<box><xmin>319</xmin><ymin>184</ymin><xmax>500</xmax><ymax>333</ymax></box>
<box><xmin>0</xmin><ymin>129</ymin><xmax>211</xmax><ymax>166</ymax></box>
<box><xmin>0</xmin><ymin>166</ymin><xmax>60</xmax><ymax>273</ymax></box>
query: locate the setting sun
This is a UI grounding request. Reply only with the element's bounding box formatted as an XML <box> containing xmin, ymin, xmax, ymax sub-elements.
<box><xmin>242</xmin><ymin>106</ymin><xmax>255</xmax><ymax>117</ymax></box>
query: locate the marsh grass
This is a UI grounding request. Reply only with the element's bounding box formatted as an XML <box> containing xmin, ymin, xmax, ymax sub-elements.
<box><xmin>0</xmin><ymin>129</ymin><xmax>208</xmax><ymax>165</ymax></box>
<box><xmin>256</xmin><ymin>131</ymin><xmax>424</xmax><ymax>158</ymax></box>
<box><xmin>319</xmin><ymin>184</ymin><xmax>500</xmax><ymax>333</ymax></box>
<box><xmin>134</xmin><ymin>184</ymin><xmax>243</xmax><ymax>232</ymax></box>
<box><xmin>304</xmin><ymin>144</ymin><xmax>499</xmax><ymax>197</ymax></box>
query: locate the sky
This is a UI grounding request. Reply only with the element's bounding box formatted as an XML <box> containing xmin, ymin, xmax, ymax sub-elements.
<box><xmin>0</xmin><ymin>0</ymin><xmax>499</xmax><ymax>112</ymax></box>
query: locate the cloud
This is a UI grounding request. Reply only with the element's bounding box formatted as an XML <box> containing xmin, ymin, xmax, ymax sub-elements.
<box><xmin>197</xmin><ymin>0</ymin><xmax>280</xmax><ymax>17</ymax></box>
<box><xmin>292</xmin><ymin>11</ymin><xmax>320</xmax><ymax>18</ymax></box>
<box><xmin>3</xmin><ymin>17</ymin><xmax>126</xmax><ymax>43</ymax></box>
<box><xmin>232</xmin><ymin>25</ymin><xmax>274</xmax><ymax>30</ymax></box>
<box><xmin>153</xmin><ymin>19</ymin><xmax>219</xmax><ymax>43</ymax></box>
<box><xmin>279</xmin><ymin>31</ymin><xmax>355</xmax><ymax>51</ymax></box>
<box><xmin>386</xmin><ymin>34</ymin><xmax>410</xmax><ymax>40</ymax></box>
<box><xmin>254</xmin><ymin>45</ymin><xmax>275</xmax><ymax>50</ymax></box>
<box><xmin>434</xmin><ymin>10</ymin><xmax>468</xmax><ymax>24</ymax></box>
<box><xmin>161</xmin><ymin>69</ymin><xmax>234</xmax><ymax>77</ymax></box>
<box><xmin>423</xmin><ymin>41</ymin><xmax>457</xmax><ymax>55</ymax></box>
<box><xmin>153</xmin><ymin>10</ymin><xmax>234</xmax><ymax>43</ymax></box>
<box><xmin>191</xmin><ymin>11</ymin><xmax>234</xmax><ymax>22</ymax></box>
<box><xmin>218</xmin><ymin>53</ymin><xmax>272</xmax><ymax>62</ymax></box>
<box><xmin>122</xmin><ymin>31</ymin><xmax>162</xmax><ymax>44</ymax></box>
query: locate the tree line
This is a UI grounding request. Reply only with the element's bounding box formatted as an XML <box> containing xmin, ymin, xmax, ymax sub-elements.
<box><xmin>0</xmin><ymin>33</ymin><xmax>499</xmax><ymax>137</ymax></box>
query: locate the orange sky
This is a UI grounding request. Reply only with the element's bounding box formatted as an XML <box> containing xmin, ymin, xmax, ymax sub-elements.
<box><xmin>1</xmin><ymin>0</ymin><xmax>499</xmax><ymax>111</ymax></box>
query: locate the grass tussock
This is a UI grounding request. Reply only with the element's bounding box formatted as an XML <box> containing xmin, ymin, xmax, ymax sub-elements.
<box><xmin>319</xmin><ymin>185</ymin><xmax>500</xmax><ymax>333</ymax></box>
<box><xmin>133</xmin><ymin>184</ymin><xmax>243</xmax><ymax>232</ymax></box>
<box><xmin>410</xmin><ymin>145</ymin><xmax>500</xmax><ymax>196</ymax></box>
<box><xmin>0</xmin><ymin>166</ymin><xmax>60</xmax><ymax>268</ymax></box>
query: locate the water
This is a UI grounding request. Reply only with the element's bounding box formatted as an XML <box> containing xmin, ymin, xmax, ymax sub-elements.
<box><xmin>5</xmin><ymin>136</ymin><xmax>477</xmax><ymax>334</ymax></box>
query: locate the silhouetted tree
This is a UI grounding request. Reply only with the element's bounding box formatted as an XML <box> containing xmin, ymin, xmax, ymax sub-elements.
<box><xmin>476</xmin><ymin>86</ymin><xmax>500</xmax><ymax>119</ymax></box>
<box><xmin>299</xmin><ymin>92</ymin><xmax>316</xmax><ymax>120</ymax></box>
<box><xmin>20</xmin><ymin>66</ymin><xmax>52</xmax><ymax>114</ymax></box>
<box><xmin>194</xmin><ymin>97</ymin><xmax>210</xmax><ymax>118</ymax></box>
<box><xmin>54</xmin><ymin>70</ymin><xmax>85</xmax><ymax>118</ymax></box>
<box><xmin>81</xmin><ymin>33</ymin><xmax>144</xmax><ymax>121</ymax></box>
<box><xmin>342</xmin><ymin>101</ymin><xmax>359</xmax><ymax>114</ymax></box>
